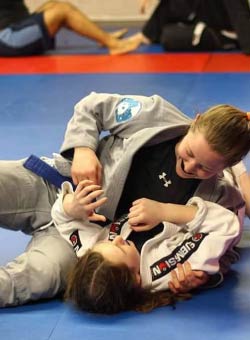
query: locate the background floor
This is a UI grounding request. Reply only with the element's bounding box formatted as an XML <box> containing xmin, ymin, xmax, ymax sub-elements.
<box><xmin>0</xmin><ymin>28</ymin><xmax>250</xmax><ymax>340</ymax></box>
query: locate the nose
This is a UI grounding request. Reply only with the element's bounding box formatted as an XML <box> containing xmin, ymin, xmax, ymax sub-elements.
<box><xmin>112</xmin><ymin>235</ymin><xmax>124</xmax><ymax>245</ymax></box>
<box><xmin>183</xmin><ymin>159</ymin><xmax>197</xmax><ymax>174</ymax></box>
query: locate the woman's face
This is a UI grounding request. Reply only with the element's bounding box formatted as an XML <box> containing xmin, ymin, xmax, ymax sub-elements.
<box><xmin>175</xmin><ymin>130</ymin><xmax>226</xmax><ymax>179</ymax></box>
<box><xmin>93</xmin><ymin>236</ymin><xmax>141</xmax><ymax>275</ymax></box>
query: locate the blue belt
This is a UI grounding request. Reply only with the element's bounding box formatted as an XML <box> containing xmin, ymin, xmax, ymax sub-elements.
<box><xmin>23</xmin><ymin>154</ymin><xmax>75</xmax><ymax>189</ymax></box>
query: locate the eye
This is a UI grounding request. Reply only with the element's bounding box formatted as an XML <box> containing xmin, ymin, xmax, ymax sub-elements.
<box><xmin>198</xmin><ymin>164</ymin><xmax>210</xmax><ymax>171</ymax></box>
<box><xmin>186</xmin><ymin>150</ymin><xmax>194</xmax><ymax>158</ymax></box>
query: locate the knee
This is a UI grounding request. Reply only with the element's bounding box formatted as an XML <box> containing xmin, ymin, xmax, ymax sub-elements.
<box><xmin>2</xmin><ymin>230</ymin><xmax>77</xmax><ymax>306</ymax></box>
<box><xmin>28</xmin><ymin>251</ymin><xmax>70</xmax><ymax>298</ymax></box>
<box><xmin>42</xmin><ymin>0</ymin><xmax>81</xmax><ymax>33</ymax></box>
<box><xmin>22</xmin><ymin>245</ymin><xmax>76</xmax><ymax>303</ymax></box>
<box><xmin>27</xmin><ymin>233</ymin><xmax>77</xmax><ymax>297</ymax></box>
<box><xmin>47</xmin><ymin>1</ymin><xmax>76</xmax><ymax>14</ymax></box>
<box><xmin>0</xmin><ymin>252</ymin><xmax>64</xmax><ymax>307</ymax></box>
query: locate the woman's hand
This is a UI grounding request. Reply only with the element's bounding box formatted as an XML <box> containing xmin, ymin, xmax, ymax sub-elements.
<box><xmin>63</xmin><ymin>180</ymin><xmax>107</xmax><ymax>222</ymax></box>
<box><xmin>71</xmin><ymin>147</ymin><xmax>102</xmax><ymax>185</ymax></box>
<box><xmin>128</xmin><ymin>198</ymin><xmax>197</xmax><ymax>232</ymax></box>
<box><xmin>128</xmin><ymin>198</ymin><xmax>165</xmax><ymax>231</ymax></box>
<box><xmin>168</xmin><ymin>262</ymin><xmax>209</xmax><ymax>294</ymax></box>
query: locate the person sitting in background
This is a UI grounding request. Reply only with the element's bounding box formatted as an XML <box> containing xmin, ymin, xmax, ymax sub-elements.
<box><xmin>0</xmin><ymin>0</ymin><xmax>138</xmax><ymax>56</ymax></box>
<box><xmin>128</xmin><ymin>0</ymin><xmax>250</xmax><ymax>54</ymax></box>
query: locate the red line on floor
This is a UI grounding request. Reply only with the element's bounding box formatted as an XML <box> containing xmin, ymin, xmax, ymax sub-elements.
<box><xmin>0</xmin><ymin>53</ymin><xmax>250</xmax><ymax>74</ymax></box>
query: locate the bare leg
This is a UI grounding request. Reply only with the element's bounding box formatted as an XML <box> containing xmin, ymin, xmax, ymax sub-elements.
<box><xmin>106</xmin><ymin>32</ymin><xmax>152</xmax><ymax>55</ymax></box>
<box><xmin>35</xmin><ymin>1</ymin><xmax>135</xmax><ymax>54</ymax></box>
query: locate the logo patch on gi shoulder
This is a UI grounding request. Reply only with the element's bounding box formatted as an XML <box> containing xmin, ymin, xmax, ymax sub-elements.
<box><xmin>69</xmin><ymin>230</ymin><xmax>82</xmax><ymax>253</ymax></box>
<box><xmin>150</xmin><ymin>232</ymin><xmax>208</xmax><ymax>281</ymax></box>
<box><xmin>115</xmin><ymin>98</ymin><xmax>142</xmax><ymax>122</ymax></box>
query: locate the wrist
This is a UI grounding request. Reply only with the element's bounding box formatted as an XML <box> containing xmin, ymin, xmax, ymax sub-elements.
<box><xmin>74</xmin><ymin>146</ymin><xmax>93</xmax><ymax>156</ymax></box>
<box><xmin>75</xmin><ymin>146</ymin><xmax>92</xmax><ymax>150</ymax></box>
<box><xmin>73</xmin><ymin>147</ymin><xmax>96</xmax><ymax>165</ymax></box>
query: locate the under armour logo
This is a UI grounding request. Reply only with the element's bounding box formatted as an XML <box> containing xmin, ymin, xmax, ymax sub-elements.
<box><xmin>159</xmin><ymin>172</ymin><xmax>172</xmax><ymax>187</ymax></box>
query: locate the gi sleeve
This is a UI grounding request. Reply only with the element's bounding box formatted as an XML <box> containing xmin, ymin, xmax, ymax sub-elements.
<box><xmin>184</xmin><ymin>197</ymin><xmax>241</xmax><ymax>274</ymax></box>
<box><xmin>60</xmin><ymin>92</ymin><xmax>190</xmax><ymax>158</ymax></box>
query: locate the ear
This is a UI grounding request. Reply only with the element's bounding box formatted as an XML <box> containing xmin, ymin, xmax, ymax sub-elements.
<box><xmin>194</xmin><ymin>113</ymin><xmax>201</xmax><ymax>123</ymax></box>
<box><xmin>134</xmin><ymin>272</ymin><xmax>141</xmax><ymax>286</ymax></box>
<box><xmin>190</xmin><ymin>113</ymin><xmax>201</xmax><ymax>130</ymax></box>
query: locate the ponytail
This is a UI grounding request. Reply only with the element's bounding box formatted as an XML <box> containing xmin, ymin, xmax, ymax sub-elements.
<box><xmin>191</xmin><ymin>104</ymin><xmax>250</xmax><ymax>166</ymax></box>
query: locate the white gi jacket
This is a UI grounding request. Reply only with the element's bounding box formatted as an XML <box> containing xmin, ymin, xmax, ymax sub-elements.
<box><xmin>51</xmin><ymin>182</ymin><xmax>240</xmax><ymax>292</ymax></box>
<box><xmin>56</xmin><ymin>92</ymin><xmax>245</xmax><ymax>222</ymax></box>
<box><xmin>52</xmin><ymin>92</ymin><xmax>244</xmax><ymax>285</ymax></box>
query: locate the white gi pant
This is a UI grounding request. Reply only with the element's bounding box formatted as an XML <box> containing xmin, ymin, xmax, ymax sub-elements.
<box><xmin>0</xmin><ymin>159</ymin><xmax>77</xmax><ymax>307</ymax></box>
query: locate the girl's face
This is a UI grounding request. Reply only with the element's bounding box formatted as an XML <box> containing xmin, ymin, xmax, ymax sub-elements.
<box><xmin>175</xmin><ymin>130</ymin><xmax>226</xmax><ymax>179</ymax></box>
<box><xmin>93</xmin><ymin>236</ymin><xmax>141</xmax><ymax>276</ymax></box>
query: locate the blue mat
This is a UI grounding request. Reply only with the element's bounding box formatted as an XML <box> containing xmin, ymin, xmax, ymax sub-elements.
<box><xmin>0</xmin><ymin>71</ymin><xmax>250</xmax><ymax>340</ymax></box>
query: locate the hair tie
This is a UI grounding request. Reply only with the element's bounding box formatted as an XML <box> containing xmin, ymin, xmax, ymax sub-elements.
<box><xmin>247</xmin><ymin>112</ymin><xmax>250</xmax><ymax>121</ymax></box>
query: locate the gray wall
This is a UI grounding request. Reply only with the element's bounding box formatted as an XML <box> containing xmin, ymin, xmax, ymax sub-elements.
<box><xmin>25</xmin><ymin>0</ymin><xmax>158</xmax><ymax>22</ymax></box>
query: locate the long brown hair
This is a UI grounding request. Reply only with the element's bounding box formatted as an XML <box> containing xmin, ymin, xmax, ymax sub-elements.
<box><xmin>191</xmin><ymin>104</ymin><xmax>250</xmax><ymax>166</ymax></box>
<box><xmin>65</xmin><ymin>250</ymin><xmax>190</xmax><ymax>314</ymax></box>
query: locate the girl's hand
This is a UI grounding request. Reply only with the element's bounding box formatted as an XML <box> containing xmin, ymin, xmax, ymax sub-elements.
<box><xmin>128</xmin><ymin>198</ymin><xmax>164</xmax><ymax>231</ymax></box>
<box><xmin>168</xmin><ymin>262</ymin><xmax>209</xmax><ymax>294</ymax></box>
<box><xmin>63</xmin><ymin>180</ymin><xmax>107</xmax><ymax>222</ymax></box>
<box><xmin>71</xmin><ymin>147</ymin><xmax>102</xmax><ymax>185</ymax></box>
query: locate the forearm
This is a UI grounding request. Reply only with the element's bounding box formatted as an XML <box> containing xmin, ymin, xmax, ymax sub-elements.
<box><xmin>161</xmin><ymin>203</ymin><xmax>197</xmax><ymax>224</ymax></box>
<box><xmin>71</xmin><ymin>146</ymin><xmax>102</xmax><ymax>185</ymax></box>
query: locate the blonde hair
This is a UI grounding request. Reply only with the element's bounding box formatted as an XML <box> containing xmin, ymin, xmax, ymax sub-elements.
<box><xmin>190</xmin><ymin>104</ymin><xmax>250</xmax><ymax>166</ymax></box>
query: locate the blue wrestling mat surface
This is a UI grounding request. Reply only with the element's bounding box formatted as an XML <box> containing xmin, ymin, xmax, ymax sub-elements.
<box><xmin>0</xmin><ymin>38</ymin><xmax>250</xmax><ymax>340</ymax></box>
